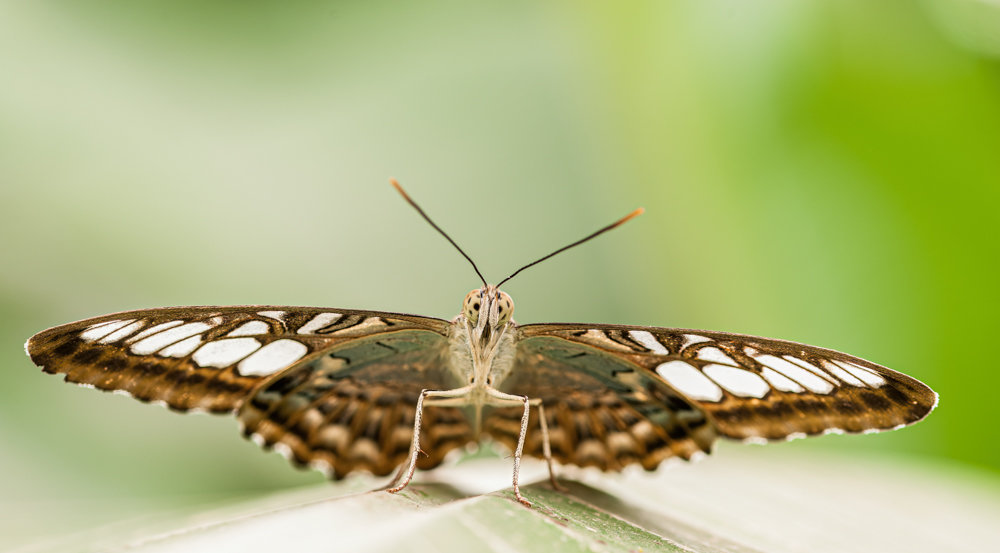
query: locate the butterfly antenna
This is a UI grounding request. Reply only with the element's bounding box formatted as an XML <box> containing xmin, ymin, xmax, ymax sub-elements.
<box><xmin>497</xmin><ymin>207</ymin><xmax>644</xmax><ymax>288</ymax></box>
<box><xmin>391</xmin><ymin>179</ymin><xmax>488</xmax><ymax>287</ymax></box>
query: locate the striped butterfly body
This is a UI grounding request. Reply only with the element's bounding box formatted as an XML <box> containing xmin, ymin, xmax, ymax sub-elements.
<box><xmin>25</xmin><ymin>183</ymin><xmax>937</xmax><ymax>507</ymax></box>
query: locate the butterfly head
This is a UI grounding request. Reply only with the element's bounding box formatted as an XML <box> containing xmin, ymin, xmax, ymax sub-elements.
<box><xmin>463</xmin><ymin>285</ymin><xmax>514</xmax><ymax>351</ymax></box>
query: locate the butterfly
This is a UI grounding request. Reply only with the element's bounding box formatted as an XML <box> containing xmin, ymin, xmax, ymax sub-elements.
<box><xmin>25</xmin><ymin>180</ymin><xmax>937</xmax><ymax>507</ymax></box>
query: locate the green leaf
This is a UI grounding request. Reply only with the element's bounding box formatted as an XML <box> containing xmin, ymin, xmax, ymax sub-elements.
<box><xmin>17</xmin><ymin>447</ymin><xmax>1000</xmax><ymax>553</ymax></box>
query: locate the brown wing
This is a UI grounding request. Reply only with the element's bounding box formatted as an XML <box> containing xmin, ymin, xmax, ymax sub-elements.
<box><xmin>518</xmin><ymin>323</ymin><xmax>937</xmax><ymax>444</ymax></box>
<box><xmin>26</xmin><ymin>306</ymin><xmax>451</xmax><ymax>413</ymax></box>
<box><xmin>238</xmin><ymin>329</ymin><xmax>474</xmax><ymax>479</ymax></box>
<box><xmin>485</xmin><ymin>330</ymin><xmax>718</xmax><ymax>472</ymax></box>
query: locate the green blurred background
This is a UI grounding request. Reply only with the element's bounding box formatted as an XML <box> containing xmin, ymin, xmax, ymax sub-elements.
<box><xmin>2</xmin><ymin>0</ymin><xmax>999</xmax><ymax>547</ymax></box>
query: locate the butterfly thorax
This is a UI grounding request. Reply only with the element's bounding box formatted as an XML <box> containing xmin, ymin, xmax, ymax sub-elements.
<box><xmin>450</xmin><ymin>285</ymin><xmax>517</xmax><ymax>389</ymax></box>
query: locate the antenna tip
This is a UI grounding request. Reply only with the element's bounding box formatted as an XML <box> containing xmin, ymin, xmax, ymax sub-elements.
<box><xmin>389</xmin><ymin>178</ymin><xmax>411</xmax><ymax>201</ymax></box>
<box><xmin>617</xmin><ymin>207</ymin><xmax>644</xmax><ymax>226</ymax></box>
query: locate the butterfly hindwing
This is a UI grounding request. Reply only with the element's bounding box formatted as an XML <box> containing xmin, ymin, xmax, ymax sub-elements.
<box><xmin>486</xmin><ymin>332</ymin><xmax>718</xmax><ymax>472</ymax></box>
<box><xmin>26</xmin><ymin>306</ymin><xmax>451</xmax><ymax>414</ymax></box>
<box><xmin>238</xmin><ymin>329</ymin><xmax>475</xmax><ymax>478</ymax></box>
<box><xmin>518</xmin><ymin>323</ymin><xmax>937</xmax><ymax>444</ymax></box>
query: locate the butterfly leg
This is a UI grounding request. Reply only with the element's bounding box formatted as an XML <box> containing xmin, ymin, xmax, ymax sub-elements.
<box><xmin>384</xmin><ymin>462</ymin><xmax>408</xmax><ymax>492</ymax></box>
<box><xmin>534</xmin><ymin>401</ymin><xmax>565</xmax><ymax>492</ymax></box>
<box><xmin>386</xmin><ymin>385</ymin><xmax>473</xmax><ymax>495</ymax></box>
<box><xmin>486</xmin><ymin>389</ymin><xmax>537</xmax><ymax>507</ymax></box>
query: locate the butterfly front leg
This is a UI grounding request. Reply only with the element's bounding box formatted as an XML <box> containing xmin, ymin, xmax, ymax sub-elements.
<box><xmin>386</xmin><ymin>385</ymin><xmax>474</xmax><ymax>495</ymax></box>
<box><xmin>485</xmin><ymin>389</ymin><xmax>562</xmax><ymax>506</ymax></box>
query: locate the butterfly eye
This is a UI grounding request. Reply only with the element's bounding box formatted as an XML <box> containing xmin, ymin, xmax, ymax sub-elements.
<box><xmin>463</xmin><ymin>289</ymin><xmax>481</xmax><ymax>324</ymax></box>
<box><xmin>496</xmin><ymin>291</ymin><xmax>514</xmax><ymax>326</ymax></box>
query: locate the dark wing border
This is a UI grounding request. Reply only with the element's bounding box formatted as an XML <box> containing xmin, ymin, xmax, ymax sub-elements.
<box><xmin>519</xmin><ymin>322</ymin><xmax>937</xmax><ymax>441</ymax></box>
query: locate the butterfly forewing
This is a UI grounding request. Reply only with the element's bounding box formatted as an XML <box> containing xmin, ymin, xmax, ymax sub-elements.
<box><xmin>518</xmin><ymin>323</ymin><xmax>937</xmax><ymax>443</ymax></box>
<box><xmin>26</xmin><ymin>306</ymin><xmax>451</xmax><ymax>414</ymax></box>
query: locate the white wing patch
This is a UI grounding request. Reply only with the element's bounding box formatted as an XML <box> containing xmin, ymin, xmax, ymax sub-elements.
<box><xmin>159</xmin><ymin>335</ymin><xmax>202</xmax><ymax>358</ymax></box>
<box><xmin>80</xmin><ymin>320</ymin><xmax>135</xmax><ymax>342</ymax></box>
<box><xmin>821</xmin><ymin>359</ymin><xmax>865</xmax><ymax>386</ymax></box>
<box><xmin>297</xmin><ymin>313</ymin><xmax>342</xmax><ymax>335</ymax></box>
<box><xmin>628</xmin><ymin>330</ymin><xmax>669</xmax><ymax>354</ymax></box>
<box><xmin>97</xmin><ymin>320</ymin><xmax>145</xmax><ymax>344</ymax></box>
<box><xmin>237</xmin><ymin>339</ymin><xmax>308</xmax><ymax>376</ymax></box>
<box><xmin>192</xmin><ymin>338</ymin><xmax>262</xmax><ymax>368</ymax></box>
<box><xmin>581</xmin><ymin>329</ymin><xmax>637</xmax><ymax>353</ymax></box>
<box><xmin>703</xmin><ymin>364</ymin><xmax>770</xmax><ymax>398</ymax></box>
<box><xmin>656</xmin><ymin>360</ymin><xmax>724</xmax><ymax>402</ymax></box>
<box><xmin>130</xmin><ymin>322</ymin><xmax>216</xmax><ymax>355</ymax></box>
<box><xmin>680</xmin><ymin>334</ymin><xmax>713</xmax><ymax>349</ymax></box>
<box><xmin>71</xmin><ymin>312</ymin><xmax>314</xmax><ymax>375</ymax></box>
<box><xmin>831</xmin><ymin>359</ymin><xmax>886</xmax><ymax>387</ymax></box>
<box><xmin>126</xmin><ymin>320</ymin><xmax>184</xmax><ymax>343</ymax></box>
<box><xmin>227</xmin><ymin>321</ymin><xmax>269</xmax><ymax>337</ymax></box>
<box><xmin>257</xmin><ymin>310</ymin><xmax>286</xmax><ymax>320</ymax></box>
<box><xmin>695</xmin><ymin>346</ymin><xmax>737</xmax><ymax>366</ymax></box>
<box><xmin>784</xmin><ymin>356</ymin><xmax>838</xmax><ymax>384</ymax></box>
<box><xmin>653</xmin><ymin>336</ymin><xmax>889</xmax><ymax>401</ymax></box>
<box><xmin>760</xmin><ymin>367</ymin><xmax>805</xmax><ymax>393</ymax></box>
<box><xmin>755</xmin><ymin>354</ymin><xmax>834</xmax><ymax>394</ymax></box>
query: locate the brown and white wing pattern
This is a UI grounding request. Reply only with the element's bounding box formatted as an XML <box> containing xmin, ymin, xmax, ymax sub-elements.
<box><xmin>486</xmin><ymin>327</ymin><xmax>718</xmax><ymax>472</ymax></box>
<box><xmin>26</xmin><ymin>306</ymin><xmax>449</xmax><ymax>413</ymax></box>
<box><xmin>26</xmin><ymin>305</ymin><xmax>472</xmax><ymax>478</ymax></box>
<box><xmin>516</xmin><ymin>323</ymin><xmax>937</xmax><ymax>447</ymax></box>
<box><xmin>238</xmin><ymin>327</ymin><xmax>474</xmax><ymax>479</ymax></box>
